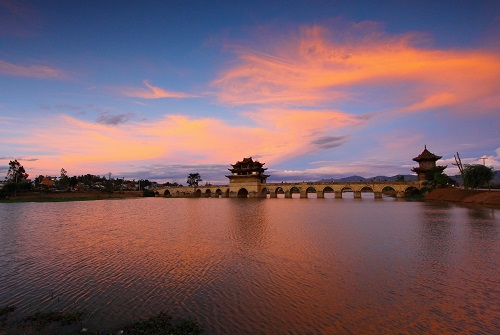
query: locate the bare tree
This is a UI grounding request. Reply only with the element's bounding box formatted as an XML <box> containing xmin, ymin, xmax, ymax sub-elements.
<box><xmin>453</xmin><ymin>152</ymin><xmax>464</xmax><ymax>186</ymax></box>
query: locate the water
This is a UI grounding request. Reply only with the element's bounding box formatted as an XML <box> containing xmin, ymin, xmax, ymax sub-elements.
<box><xmin>0</xmin><ymin>198</ymin><xmax>499</xmax><ymax>334</ymax></box>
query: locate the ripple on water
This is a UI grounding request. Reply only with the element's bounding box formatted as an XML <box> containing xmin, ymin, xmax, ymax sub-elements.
<box><xmin>0</xmin><ymin>198</ymin><xmax>499</xmax><ymax>334</ymax></box>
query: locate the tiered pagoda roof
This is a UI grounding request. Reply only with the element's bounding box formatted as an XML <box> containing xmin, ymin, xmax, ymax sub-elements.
<box><xmin>412</xmin><ymin>145</ymin><xmax>442</xmax><ymax>162</ymax></box>
<box><xmin>227</xmin><ymin>157</ymin><xmax>270</xmax><ymax>178</ymax></box>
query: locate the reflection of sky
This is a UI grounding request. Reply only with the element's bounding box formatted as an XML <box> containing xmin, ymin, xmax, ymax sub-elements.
<box><xmin>1</xmin><ymin>1</ymin><xmax>499</xmax><ymax>183</ymax></box>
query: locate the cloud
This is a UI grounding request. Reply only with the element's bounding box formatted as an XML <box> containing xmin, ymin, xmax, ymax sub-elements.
<box><xmin>118</xmin><ymin>80</ymin><xmax>197</xmax><ymax>99</ymax></box>
<box><xmin>310</xmin><ymin>135</ymin><xmax>348</xmax><ymax>149</ymax></box>
<box><xmin>0</xmin><ymin>105</ymin><xmax>365</xmax><ymax>179</ymax></box>
<box><xmin>0</xmin><ymin>156</ymin><xmax>38</xmax><ymax>162</ymax></box>
<box><xmin>96</xmin><ymin>113</ymin><xmax>134</xmax><ymax>125</ymax></box>
<box><xmin>0</xmin><ymin>59</ymin><xmax>67</xmax><ymax>79</ymax></box>
<box><xmin>212</xmin><ymin>22</ymin><xmax>500</xmax><ymax>115</ymax></box>
<box><xmin>118</xmin><ymin>163</ymin><xmax>229</xmax><ymax>184</ymax></box>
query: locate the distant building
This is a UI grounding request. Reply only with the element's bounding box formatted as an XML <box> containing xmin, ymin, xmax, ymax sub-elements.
<box><xmin>412</xmin><ymin>146</ymin><xmax>447</xmax><ymax>181</ymax></box>
<box><xmin>40</xmin><ymin>176</ymin><xmax>56</xmax><ymax>188</ymax></box>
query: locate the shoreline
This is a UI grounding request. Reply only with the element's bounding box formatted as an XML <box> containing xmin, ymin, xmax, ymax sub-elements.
<box><xmin>3</xmin><ymin>188</ymin><xmax>500</xmax><ymax>207</ymax></box>
<box><xmin>425</xmin><ymin>188</ymin><xmax>500</xmax><ymax>206</ymax></box>
<box><xmin>0</xmin><ymin>191</ymin><xmax>143</xmax><ymax>203</ymax></box>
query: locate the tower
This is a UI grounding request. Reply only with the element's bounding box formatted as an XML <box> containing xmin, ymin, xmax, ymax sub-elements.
<box><xmin>226</xmin><ymin>157</ymin><xmax>270</xmax><ymax>198</ymax></box>
<box><xmin>412</xmin><ymin>146</ymin><xmax>447</xmax><ymax>182</ymax></box>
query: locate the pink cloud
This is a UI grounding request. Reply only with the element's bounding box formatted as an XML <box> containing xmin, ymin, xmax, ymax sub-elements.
<box><xmin>1</xmin><ymin>105</ymin><xmax>364</xmax><ymax>177</ymax></box>
<box><xmin>0</xmin><ymin>59</ymin><xmax>66</xmax><ymax>79</ymax></box>
<box><xmin>213</xmin><ymin>23</ymin><xmax>500</xmax><ymax>114</ymax></box>
<box><xmin>119</xmin><ymin>80</ymin><xmax>197</xmax><ymax>99</ymax></box>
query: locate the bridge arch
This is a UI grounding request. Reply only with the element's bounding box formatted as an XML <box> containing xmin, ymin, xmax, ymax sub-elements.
<box><xmin>290</xmin><ymin>186</ymin><xmax>301</xmax><ymax>198</ymax></box>
<box><xmin>260</xmin><ymin>188</ymin><xmax>269</xmax><ymax>198</ymax></box>
<box><xmin>323</xmin><ymin>186</ymin><xmax>334</xmax><ymax>198</ymax></box>
<box><xmin>237</xmin><ymin>188</ymin><xmax>249</xmax><ymax>198</ymax></box>
<box><xmin>306</xmin><ymin>186</ymin><xmax>316</xmax><ymax>193</ymax></box>
<box><xmin>164</xmin><ymin>189</ymin><xmax>171</xmax><ymax>197</ymax></box>
<box><xmin>341</xmin><ymin>186</ymin><xmax>354</xmax><ymax>198</ymax></box>
<box><xmin>195</xmin><ymin>189</ymin><xmax>202</xmax><ymax>197</ymax></box>
<box><xmin>204</xmin><ymin>189</ymin><xmax>212</xmax><ymax>197</ymax></box>
<box><xmin>215</xmin><ymin>189</ymin><xmax>222</xmax><ymax>197</ymax></box>
<box><xmin>382</xmin><ymin>186</ymin><xmax>396</xmax><ymax>197</ymax></box>
<box><xmin>404</xmin><ymin>186</ymin><xmax>420</xmax><ymax>197</ymax></box>
<box><xmin>306</xmin><ymin>186</ymin><xmax>317</xmax><ymax>198</ymax></box>
<box><xmin>274</xmin><ymin>187</ymin><xmax>285</xmax><ymax>198</ymax></box>
<box><xmin>360</xmin><ymin>186</ymin><xmax>374</xmax><ymax>199</ymax></box>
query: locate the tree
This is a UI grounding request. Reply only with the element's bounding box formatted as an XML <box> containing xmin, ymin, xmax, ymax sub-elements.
<box><xmin>422</xmin><ymin>167</ymin><xmax>455</xmax><ymax>192</ymax></box>
<box><xmin>34</xmin><ymin>175</ymin><xmax>44</xmax><ymax>189</ymax></box>
<box><xmin>463</xmin><ymin>164</ymin><xmax>494</xmax><ymax>189</ymax></box>
<box><xmin>4</xmin><ymin>160</ymin><xmax>30</xmax><ymax>196</ymax></box>
<box><xmin>187</xmin><ymin>173</ymin><xmax>202</xmax><ymax>187</ymax></box>
<box><xmin>6</xmin><ymin>160</ymin><xmax>28</xmax><ymax>183</ymax></box>
<box><xmin>57</xmin><ymin>168</ymin><xmax>69</xmax><ymax>190</ymax></box>
<box><xmin>69</xmin><ymin>176</ymin><xmax>78</xmax><ymax>189</ymax></box>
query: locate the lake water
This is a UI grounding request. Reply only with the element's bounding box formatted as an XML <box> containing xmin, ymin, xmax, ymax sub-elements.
<box><xmin>0</xmin><ymin>197</ymin><xmax>499</xmax><ymax>334</ymax></box>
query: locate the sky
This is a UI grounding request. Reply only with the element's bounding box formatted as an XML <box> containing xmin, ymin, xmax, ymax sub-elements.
<box><xmin>1</xmin><ymin>0</ymin><xmax>499</xmax><ymax>184</ymax></box>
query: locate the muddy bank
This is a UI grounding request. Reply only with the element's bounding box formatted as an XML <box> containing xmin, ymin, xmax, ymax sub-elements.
<box><xmin>1</xmin><ymin>191</ymin><xmax>143</xmax><ymax>202</ymax></box>
<box><xmin>425</xmin><ymin>188</ymin><xmax>500</xmax><ymax>206</ymax></box>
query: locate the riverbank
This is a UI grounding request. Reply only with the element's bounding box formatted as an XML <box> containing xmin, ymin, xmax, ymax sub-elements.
<box><xmin>0</xmin><ymin>191</ymin><xmax>143</xmax><ymax>203</ymax></box>
<box><xmin>425</xmin><ymin>188</ymin><xmax>500</xmax><ymax>206</ymax></box>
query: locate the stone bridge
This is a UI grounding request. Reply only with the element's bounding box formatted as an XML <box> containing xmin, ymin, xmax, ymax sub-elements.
<box><xmin>156</xmin><ymin>181</ymin><xmax>421</xmax><ymax>199</ymax></box>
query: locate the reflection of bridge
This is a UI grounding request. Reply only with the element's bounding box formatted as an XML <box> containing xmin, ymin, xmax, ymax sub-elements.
<box><xmin>157</xmin><ymin>181</ymin><xmax>421</xmax><ymax>199</ymax></box>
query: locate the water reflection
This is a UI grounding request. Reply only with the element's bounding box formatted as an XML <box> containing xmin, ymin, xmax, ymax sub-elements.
<box><xmin>0</xmin><ymin>199</ymin><xmax>498</xmax><ymax>334</ymax></box>
<box><xmin>226</xmin><ymin>199</ymin><xmax>270</xmax><ymax>250</ymax></box>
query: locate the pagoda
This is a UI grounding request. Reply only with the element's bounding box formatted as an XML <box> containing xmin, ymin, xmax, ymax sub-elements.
<box><xmin>412</xmin><ymin>146</ymin><xmax>447</xmax><ymax>181</ymax></box>
<box><xmin>226</xmin><ymin>157</ymin><xmax>270</xmax><ymax>184</ymax></box>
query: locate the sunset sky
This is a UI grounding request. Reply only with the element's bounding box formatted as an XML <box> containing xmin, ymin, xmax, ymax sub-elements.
<box><xmin>1</xmin><ymin>0</ymin><xmax>499</xmax><ymax>183</ymax></box>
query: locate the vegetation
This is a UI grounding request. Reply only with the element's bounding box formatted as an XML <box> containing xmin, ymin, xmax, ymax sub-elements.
<box><xmin>187</xmin><ymin>173</ymin><xmax>202</xmax><ymax>187</ymax></box>
<box><xmin>1</xmin><ymin>160</ymin><xmax>161</xmax><ymax>197</ymax></box>
<box><xmin>6</xmin><ymin>159</ymin><xmax>29</xmax><ymax>183</ymax></box>
<box><xmin>0</xmin><ymin>305</ymin><xmax>16</xmax><ymax>317</ymax></box>
<box><xmin>23</xmin><ymin>310</ymin><xmax>86</xmax><ymax>330</ymax></box>
<box><xmin>1</xmin><ymin>160</ymin><xmax>32</xmax><ymax>197</ymax></box>
<box><xmin>0</xmin><ymin>305</ymin><xmax>203</xmax><ymax>334</ymax></box>
<box><xmin>122</xmin><ymin>312</ymin><xmax>203</xmax><ymax>335</ymax></box>
<box><xmin>143</xmin><ymin>189</ymin><xmax>156</xmax><ymax>197</ymax></box>
<box><xmin>421</xmin><ymin>167</ymin><xmax>456</xmax><ymax>193</ymax></box>
<box><xmin>463</xmin><ymin>164</ymin><xmax>495</xmax><ymax>189</ymax></box>
<box><xmin>162</xmin><ymin>181</ymin><xmax>183</xmax><ymax>187</ymax></box>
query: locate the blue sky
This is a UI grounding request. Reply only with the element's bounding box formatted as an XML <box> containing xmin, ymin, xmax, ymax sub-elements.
<box><xmin>1</xmin><ymin>0</ymin><xmax>499</xmax><ymax>183</ymax></box>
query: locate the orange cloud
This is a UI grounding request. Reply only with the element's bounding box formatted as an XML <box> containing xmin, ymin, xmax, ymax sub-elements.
<box><xmin>0</xmin><ymin>59</ymin><xmax>66</xmax><ymax>79</ymax></box>
<box><xmin>213</xmin><ymin>23</ymin><xmax>500</xmax><ymax>114</ymax></box>
<box><xmin>2</xmin><ymin>105</ymin><xmax>364</xmax><ymax>176</ymax></box>
<box><xmin>119</xmin><ymin>80</ymin><xmax>197</xmax><ymax>99</ymax></box>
